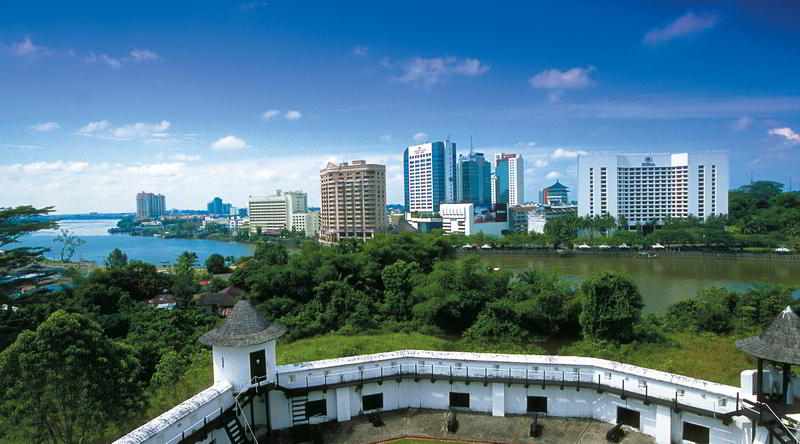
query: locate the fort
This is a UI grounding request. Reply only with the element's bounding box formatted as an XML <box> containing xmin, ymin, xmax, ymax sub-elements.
<box><xmin>115</xmin><ymin>301</ymin><xmax>800</xmax><ymax>444</ymax></box>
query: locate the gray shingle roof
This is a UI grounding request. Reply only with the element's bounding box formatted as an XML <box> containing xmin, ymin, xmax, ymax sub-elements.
<box><xmin>198</xmin><ymin>300</ymin><xmax>286</xmax><ymax>347</ymax></box>
<box><xmin>736</xmin><ymin>306</ymin><xmax>800</xmax><ymax>365</ymax></box>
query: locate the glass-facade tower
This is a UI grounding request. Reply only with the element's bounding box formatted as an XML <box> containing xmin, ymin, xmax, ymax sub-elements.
<box><xmin>457</xmin><ymin>152</ymin><xmax>491</xmax><ymax>205</ymax></box>
<box><xmin>404</xmin><ymin>141</ymin><xmax>457</xmax><ymax>212</ymax></box>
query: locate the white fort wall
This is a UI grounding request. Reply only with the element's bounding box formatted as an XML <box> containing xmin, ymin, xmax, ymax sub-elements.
<box><xmin>117</xmin><ymin>349</ymin><xmax>764</xmax><ymax>444</ymax></box>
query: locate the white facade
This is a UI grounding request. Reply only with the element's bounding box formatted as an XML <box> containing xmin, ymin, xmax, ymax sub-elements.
<box><xmin>290</xmin><ymin>211</ymin><xmax>320</xmax><ymax>238</ymax></box>
<box><xmin>577</xmin><ymin>152</ymin><xmax>729</xmax><ymax>225</ymax></box>
<box><xmin>248</xmin><ymin>190</ymin><xmax>308</xmax><ymax>233</ymax></box>
<box><xmin>508</xmin><ymin>154</ymin><xmax>524</xmax><ymax>206</ymax></box>
<box><xmin>440</xmin><ymin>203</ymin><xmax>507</xmax><ymax>236</ymax></box>
<box><xmin>228</xmin><ymin>216</ymin><xmax>249</xmax><ymax>231</ymax></box>
<box><xmin>405</xmin><ymin>141</ymin><xmax>456</xmax><ymax>212</ymax></box>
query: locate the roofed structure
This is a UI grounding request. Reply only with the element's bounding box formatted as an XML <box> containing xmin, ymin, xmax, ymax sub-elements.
<box><xmin>736</xmin><ymin>306</ymin><xmax>800</xmax><ymax>365</ymax></box>
<box><xmin>545</xmin><ymin>180</ymin><xmax>568</xmax><ymax>190</ymax></box>
<box><xmin>198</xmin><ymin>300</ymin><xmax>286</xmax><ymax>347</ymax></box>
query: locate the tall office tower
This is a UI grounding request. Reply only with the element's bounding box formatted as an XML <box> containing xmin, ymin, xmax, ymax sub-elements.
<box><xmin>136</xmin><ymin>192</ymin><xmax>166</xmax><ymax>219</ymax></box>
<box><xmin>207</xmin><ymin>197</ymin><xmax>232</xmax><ymax>215</ymax></box>
<box><xmin>542</xmin><ymin>180</ymin><xmax>570</xmax><ymax>205</ymax></box>
<box><xmin>320</xmin><ymin>160</ymin><xmax>387</xmax><ymax>243</ymax></box>
<box><xmin>577</xmin><ymin>151</ymin><xmax>729</xmax><ymax>226</ymax></box>
<box><xmin>492</xmin><ymin>153</ymin><xmax>524</xmax><ymax>206</ymax></box>
<box><xmin>403</xmin><ymin>140</ymin><xmax>457</xmax><ymax>212</ymax></box>
<box><xmin>456</xmin><ymin>151</ymin><xmax>491</xmax><ymax>205</ymax></box>
<box><xmin>248</xmin><ymin>190</ymin><xmax>308</xmax><ymax>233</ymax></box>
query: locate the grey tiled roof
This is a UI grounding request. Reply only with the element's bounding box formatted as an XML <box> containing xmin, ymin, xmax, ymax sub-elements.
<box><xmin>736</xmin><ymin>306</ymin><xmax>800</xmax><ymax>365</ymax></box>
<box><xmin>198</xmin><ymin>300</ymin><xmax>286</xmax><ymax>347</ymax></box>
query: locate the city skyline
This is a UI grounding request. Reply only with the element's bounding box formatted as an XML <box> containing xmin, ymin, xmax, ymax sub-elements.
<box><xmin>2</xmin><ymin>1</ymin><xmax>799</xmax><ymax>213</ymax></box>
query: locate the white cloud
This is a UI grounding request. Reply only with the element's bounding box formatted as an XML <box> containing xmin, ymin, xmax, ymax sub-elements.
<box><xmin>284</xmin><ymin>110</ymin><xmax>303</xmax><ymax>120</ymax></box>
<box><xmin>551</xmin><ymin>148</ymin><xmax>588</xmax><ymax>159</ymax></box>
<box><xmin>211</xmin><ymin>135</ymin><xmax>249</xmax><ymax>151</ymax></box>
<box><xmin>261</xmin><ymin>109</ymin><xmax>280</xmax><ymax>120</ymax></box>
<box><xmin>77</xmin><ymin>120</ymin><xmax>170</xmax><ymax>140</ymax></box>
<box><xmin>9</xmin><ymin>36</ymin><xmax>47</xmax><ymax>57</ymax></box>
<box><xmin>239</xmin><ymin>1</ymin><xmax>268</xmax><ymax>10</ymax></box>
<box><xmin>547</xmin><ymin>90</ymin><xmax>565</xmax><ymax>103</ymax></box>
<box><xmin>546</xmin><ymin>171</ymin><xmax>562</xmax><ymax>180</ymax></box>
<box><xmin>352</xmin><ymin>45</ymin><xmax>369</xmax><ymax>57</ymax></box>
<box><xmin>28</xmin><ymin>122</ymin><xmax>60</xmax><ymax>132</ymax></box>
<box><xmin>529</xmin><ymin>66</ymin><xmax>595</xmax><ymax>89</ymax></box>
<box><xmin>643</xmin><ymin>12</ymin><xmax>719</xmax><ymax>47</ymax></box>
<box><xmin>731</xmin><ymin>116</ymin><xmax>754</xmax><ymax>132</ymax></box>
<box><xmin>515</xmin><ymin>141</ymin><xmax>537</xmax><ymax>147</ymax></box>
<box><xmin>768</xmin><ymin>127</ymin><xmax>800</xmax><ymax>145</ymax></box>
<box><xmin>413</xmin><ymin>132</ymin><xmax>428</xmax><ymax>142</ymax></box>
<box><xmin>129</xmin><ymin>49</ymin><xmax>161</xmax><ymax>62</ymax></box>
<box><xmin>534</xmin><ymin>158</ymin><xmax>548</xmax><ymax>168</ymax></box>
<box><xmin>7</xmin><ymin>161</ymin><xmax>89</xmax><ymax>174</ymax></box>
<box><xmin>391</xmin><ymin>56</ymin><xmax>490</xmax><ymax>87</ymax></box>
<box><xmin>170</xmin><ymin>153</ymin><xmax>201</xmax><ymax>162</ymax></box>
<box><xmin>83</xmin><ymin>51</ymin><xmax>122</xmax><ymax>69</ymax></box>
<box><xmin>124</xmin><ymin>162</ymin><xmax>184</xmax><ymax>177</ymax></box>
<box><xmin>380</xmin><ymin>134</ymin><xmax>392</xmax><ymax>142</ymax></box>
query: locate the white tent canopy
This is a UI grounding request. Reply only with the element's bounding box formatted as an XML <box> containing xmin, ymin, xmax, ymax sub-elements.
<box><xmin>481</xmin><ymin>244</ymin><xmax>493</xmax><ymax>249</ymax></box>
<box><xmin>577</xmin><ymin>244</ymin><xmax>591</xmax><ymax>249</ymax></box>
<box><xmin>618</xmin><ymin>243</ymin><xmax>631</xmax><ymax>249</ymax></box>
<box><xmin>652</xmin><ymin>243</ymin><xmax>665</xmax><ymax>249</ymax></box>
<box><xmin>775</xmin><ymin>247</ymin><xmax>791</xmax><ymax>252</ymax></box>
<box><xmin>598</xmin><ymin>244</ymin><xmax>611</xmax><ymax>249</ymax></box>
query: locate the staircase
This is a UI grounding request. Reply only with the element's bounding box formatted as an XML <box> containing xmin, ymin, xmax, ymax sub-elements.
<box><xmin>223</xmin><ymin>412</ymin><xmax>250</xmax><ymax>444</ymax></box>
<box><xmin>291</xmin><ymin>395</ymin><xmax>309</xmax><ymax>425</ymax></box>
<box><xmin>767</xmin><ymin>420</ymin><xmax>797</xmax><ymax>444</ymax></box>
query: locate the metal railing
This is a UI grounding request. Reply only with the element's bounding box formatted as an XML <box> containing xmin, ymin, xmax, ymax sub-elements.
<box><xmin>164</xmin><ymin>406</ymin><xmax>225</xmax><ymax>444</ymax></box>
<box><xmin>234</xmin><ymin>376</ymin><xmax>261</xmax><ymax>444</ymax></box>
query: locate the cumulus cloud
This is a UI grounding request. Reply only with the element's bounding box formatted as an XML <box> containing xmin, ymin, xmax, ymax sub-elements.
<box><xmin>9</xmin><ymin>36</ymin><xmax>47</xmax><ymax>57</ymax></box>
<box><xmin>413</xmin><ymin>132</ymin><xmax>428</xmax><ymax>142</ymax></box>
<box><xmin>83</xmin><ymin>52</ymin><xmax>122</xmax><ymax>69</ymax></box>
<box><xmin>352</xmin><ymin>45</ymin><xmax>369</xmax><ymax>57</ymax></box>
<box><xmin>515</xmin><ymin>141</ymin><xmax>537</xmax><ymax>147</ymax></box>
<box><xmin>731</xmin><ymin>116</ymin><xmax>754</xmax><ymax>132</ymax></box>
<box><xmin>391</xmin><ymin>56</ymin><xmax>490</xmax><ymax>87</ymax></box>
<box><xmin>643</xmin><ymin>12</ymin><xmax>719</xmax><ymax>47</ymax></box>
<box><xmin>551</xmin><ymin>148</ymin><xmax>588</xmax><ymax>159</ymax></box>
<box><xmin>129</xmin><ymin>49</ymin><xmax>161</xmax><ymax>62</ymax></box>
<box><xmin>529</xmin><ymin>66</ymin><xmax>595</xmax><ymax>89</ymax></box>
<box><xmin>5</xmin><ymin>161</ymin><xmax>89</xmax><ymax>174</ymax></box>
<box><xmin>211</xmin><ymin>135</ymin><xmax>249</xmax><ymax>151</ymax></box>
<box><xmin>261</xmin><ymin>109</ymin><xmax>280</xmax><ymax>120</ymax></box>
<box><xmin>170</xmin><ymin>153</ymin><xmax>201</xmax><ymax>162</ymax></box>
<box><xmin>28</xmin><ymin>122</ymin><xmax>60</xmax><ymax>132</ymax></box>
<box><xmin>768</xmin><ymin>127</ymin><xmax>800</xmax><ymax>145</ymax></box>
<box><xmin>534</xmin><ymin>158</ymin><xmax>548</xmax><ymax>168</ymax></box>
<box><xmin>546</xmin><ymin>171</ymin><xmax>562</xmax><ymax>180</ymax></box>
<box><xmin>124</xmin><ymin>162</ymin><xmax>184</xmax><ymax>176</ymax></box>
<box><xmin>284</xmin><ymin>110</ymin><xmax>303</xmax><ymax>120</ymax></box>
<box><xmin>77</xmin><ymin>120</ymin><xmax>170</xmax><ymax>140</ymax></box>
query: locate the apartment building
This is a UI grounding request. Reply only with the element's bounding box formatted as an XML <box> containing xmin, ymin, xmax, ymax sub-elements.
<box><xmin>320</xmin><ymin>160</ymin><xmax>387</xmax><ymax>243</ymax></box>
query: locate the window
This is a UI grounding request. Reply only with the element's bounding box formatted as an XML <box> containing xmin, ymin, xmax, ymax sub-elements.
<box><xmin>305</xmin><ymin>399</ymin><xmax>327</xmax><ymax>418</ymax></box>
<box><xmin>449</xmin><ymin>392</ymin><xmax>470</xmax><ymax>408</ymax></box>
<box><xmin>617</xmin><ymin>407</ymin><xmax>640</xmax><ymax>429</ymax></box>
<box><xmin>527</xmin><ymin>396</ymin><xmax>547</xmax><ymax>413</ymax></box>
<box><xmin>362</xmin><ymin>393</ymin><xmax>383</xmax><ymax>411</ymax></box>
<box><xmin>682</xmin><ymin>422</ymin><xmax>710</xmax><ymax>444</ymax></box>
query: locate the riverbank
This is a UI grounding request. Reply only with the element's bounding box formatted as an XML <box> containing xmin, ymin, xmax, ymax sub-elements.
<box><xmin>458</xmin><ymin>248</ymin><xmax>800</xmax><ymax>261</ymax></box>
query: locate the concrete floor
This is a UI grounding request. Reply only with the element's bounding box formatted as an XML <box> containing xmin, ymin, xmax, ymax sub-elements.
<box><xmin>313</xmin><ymin>409</ymin><xmax>655</xmax><ymax>444</ymax></box>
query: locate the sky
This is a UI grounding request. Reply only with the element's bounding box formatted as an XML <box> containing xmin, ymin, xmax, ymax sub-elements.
<box><xmin>1</xmin><ymin>0</ymin><xmax>799</xmax><ymax>214</ymax></box>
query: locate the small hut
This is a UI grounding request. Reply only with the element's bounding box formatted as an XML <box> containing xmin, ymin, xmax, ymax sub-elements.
<box><xmin>736</xmin><ymin>306</ymin><xmax>800</xmax><ymax>404</ymax></box>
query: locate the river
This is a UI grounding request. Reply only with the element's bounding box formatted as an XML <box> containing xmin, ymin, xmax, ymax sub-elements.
<box><xmin>12</xmin><ymin>219</ymin><xmax>799</xmax><ymax>312</ymax></box>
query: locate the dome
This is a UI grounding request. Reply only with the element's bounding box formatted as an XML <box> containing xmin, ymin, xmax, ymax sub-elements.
<box><xmin>198</xmin><ymin>300</ymin><xmax>286</xmax><ymax>347</ymax></box>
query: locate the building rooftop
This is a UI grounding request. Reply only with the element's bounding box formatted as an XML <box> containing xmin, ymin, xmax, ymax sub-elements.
<box><xmin>198</xmin><ymin>300</ymin><xmax>286</xmax><ymax>347</ymax></box>
<box><xmin>736</xmin><ymin>306</ymin><xmax>800</xmax><ymax>365</ymax></box>
<box><xmin>545</xmin><ymin>180</ymin><xmax>568</xmax><ymax>190</ymax></box>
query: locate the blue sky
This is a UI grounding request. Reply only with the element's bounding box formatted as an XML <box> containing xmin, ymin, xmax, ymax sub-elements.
<box><xmin>1</xmin><ymin>0</ymin><xmax>799</xmax><ymax>213</ymax></box>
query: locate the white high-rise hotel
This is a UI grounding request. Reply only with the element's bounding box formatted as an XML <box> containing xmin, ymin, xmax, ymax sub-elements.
<box><xmin>577</xmin><ymin>152</ymin><xmax>729</xmax><ymax>226</ymax></box>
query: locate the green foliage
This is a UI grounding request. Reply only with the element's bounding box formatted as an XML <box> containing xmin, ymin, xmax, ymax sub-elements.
<box><xmin>254</xmin><ymin>241</ymin><xmax>289</xmax><ymax>265</ymax></box>
<box><xmin>205</xmin><ymin>253</ymin><xmax>229</xmax><ymax>274</ymax></box>
<box><xmin>0</xmin><ymin>310</ymin><xmax>143</xmax><ymax>444</ymax></box>
<box><xmin>105</xmin><ymin>248</ymin><xmax>129</xmax><ymax>268</ymax></box>
<box><xmin>53</xmin><ymin>228</ymin><xmax>86</xmax><ymax>262</ymax></box>
<box><xmin>579</xmin><ymin>271</ymin><xmax>644</xmax><ymax>343</ymax></box>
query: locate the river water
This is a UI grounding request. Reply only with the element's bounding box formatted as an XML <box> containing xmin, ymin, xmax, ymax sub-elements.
<box><xmin>12</xmin><ymin>220</ymin><xmax>799</xmax><ymax>312</ymax></box>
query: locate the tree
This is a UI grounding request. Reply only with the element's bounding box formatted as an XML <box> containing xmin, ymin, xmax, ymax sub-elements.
<box><xmin>253</xmin><ymin>241</ymin><xmax>289</xmax><ymax>265</ymax></box>
<box><xmin>205</xmin><ymin>253</ymin><xmax>229</xmax><ymax>274</ymax></box>
<box><xmin>0</xmin><ymin>310</ymin><xmax>143</xmax><ymax>444</ymax></box>
<box><xmin>0</xmin><ymin>206</ymin><xmax>57</xmax><ymax>299</ymax></box>
<box><xmin>105</xmin><ymin>248</ymin><xmax>128</xmax><ymax>268</ymax></box>
<box><xmin>172</xmin><ymin>252</ymin><xmax>199</xmax><ymax>307</ymax></box>
<box><xmin>53</xmin><ymin>228</ymin><xmax>86</xmax><ymax>262</ymax></box>
<box><xmin>579</xmin><ymin>271</ymin><xmax>644</xmax><ymax>343</ymax></box>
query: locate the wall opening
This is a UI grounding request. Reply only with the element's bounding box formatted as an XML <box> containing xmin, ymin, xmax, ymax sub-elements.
<box><xmin>449</xmin><ymin>392</ymin><xmax>470</xmax><ymax>409</ymax></box>
<box><xmin>616</xmin><ymin>407</ymin><xmax>640</xmax><ymax>429</ymax></box>
<box><xmin>249</xmin><ymin>349</ymin><xmax>266</xmax><ymax>380</ymax></box>
<box><xmin>362</xmin><ymin>393</ymin><xmax>383</xmax><ymax>411</ymax></box>
<box><xmin>527</xmin><ymin>396</ymin><xmax>547</xmax><ymax>414</ymax></box>
<box><xmin>305</xmin><ymin>399</ymin><xmax>326</xmax><ymax>418</ymax></box>
<box><xmin>682</xmin><ymin>422</ymin><xmax>710</xmax><ymax>444</ymax></box>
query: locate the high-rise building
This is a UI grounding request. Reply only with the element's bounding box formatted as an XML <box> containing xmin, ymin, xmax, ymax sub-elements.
<box><xmin>320</xmin><ymin>160</ymin><xmax>387</xmax><ymax>243</ymax></box>
<box><xmin>290</xmin><ymin>211</ymin><xmax>320</xmax><ymax>238</ymax></box>
<box><xmin>542</xmin><ymin>180</ymin><xmax>570</xmax><ymax>205</ymax></box>
<box><xmin>403</xmin><ymin>141</ymin><xmax>457</xmax><ymax>212</ymax></box>
<box><xmin>207</xmin><ymin>197</ymin><xmax>233</xmax><ymax>215</ymax></box>
<box><xmin>135</xmin><ymin>192</ymin><xmax>166</xmax><ymax>219</ymax></box>
<box><xmin>248</xmin><ymin>190</ymin><xmax>308</xmax><ymax>233</ymax></box>
<box><xmin>577</xmin><ymin>152</ymin><xmax>729</xmax><ymax>226</ymax></box>
<box><xmin>492</xmin><ymin>153</ymin><xmax>524</xmax><ymax>206</ymax></box>
<box><xmin>456</xmin><ymin>151</ymin><xmax>491</xmax><ymax>205</ymax></box>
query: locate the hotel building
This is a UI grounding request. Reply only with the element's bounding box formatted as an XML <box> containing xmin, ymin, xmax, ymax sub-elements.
<box><xmin>404</xmin><ymin>141</ymin><xmax>457</xmax><ymax>212</ymax></box>
<box><xmin>248</xmin><ymin>190</ymin><xmax>307</xmax><ymax>233</ymax></box>
<box><xmin>319</xmin><ymin>160</ymin><xmax>387</xmax><ymax>243</ymax></box>
<box><xmin>135</xmin><ymin>192</ymin><xmax>166</xmax><ymax>219</ymax></box>
<box><xmin>577</xmin><ymin>152</ymin><xmax>729</xmax><ymax>226</ymax></box>
<box><xmin>492</xmin><ymin>153</ymin><xmax>524</xmax><ymax>206</ymax></box>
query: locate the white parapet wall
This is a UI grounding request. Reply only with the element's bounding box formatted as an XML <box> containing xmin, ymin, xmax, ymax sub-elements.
<box><xmin>114</xmin><ymin>381</ymin><xmax>234</xmax><ymax>444</ymax></box>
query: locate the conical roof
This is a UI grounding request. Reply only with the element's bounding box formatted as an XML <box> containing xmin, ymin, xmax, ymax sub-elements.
<box><xmin>199</xmin><ymin>300</ymin><xmax>286</xmax><ymax>347</ymax></box>
<box><xmin>546</xmin><ymin>180</ymin><xmax>568</xmax><ymax>190</ymax></box>
<box><xmin>736</xmin><ymin>306</ymin><xmax>800</xmax><ymax>365</ymax></box>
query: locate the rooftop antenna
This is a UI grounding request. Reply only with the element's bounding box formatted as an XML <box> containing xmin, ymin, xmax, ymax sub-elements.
<box><xmin>469</xmin><ymin>135</ymin><xmax>474</xmax><ymax>156</ymax></box>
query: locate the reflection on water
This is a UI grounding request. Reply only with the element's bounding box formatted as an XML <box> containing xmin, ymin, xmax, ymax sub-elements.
<box><xmin>31</xmin><ymin>219</ymin><xmax>122</xmax><ymax>237</ymax></box>
<box><xmin>482</xmin><ymin>254</ymin><xmax>800</xmax><ymax>313</ymax></box>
